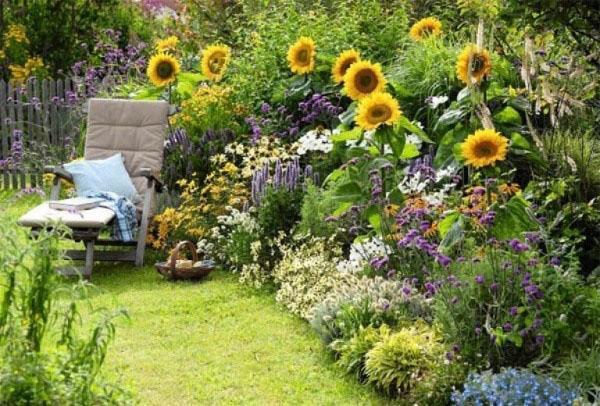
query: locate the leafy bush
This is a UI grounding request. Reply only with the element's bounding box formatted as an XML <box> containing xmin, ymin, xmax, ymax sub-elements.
<box><xmin>256</xmin><ymin>186</ymin><xmax>304</xmax><ymax>239</ymax></box>
<box><xmin>452</xmin><ymin>369</ymin><xmax>579</xmax><ymax>405</ymax></box>
<box><xmin>0</xmin><ymin>225</ymin><xmax>130</xmax><ymax>404</ymax></box>
<box><xmin>364</xmin><ymin>323</ymin><xmax>443</xmax><ymax>397</ymax></box>
<box><xmin>296</xmin><ymin>184</ymin><xmax>339</xmax><ymax>238</ymax></box>
<box><xmin>332</xmin><ymin>324</ymin><xmax>391</xmax><ymax>381</ymax></box>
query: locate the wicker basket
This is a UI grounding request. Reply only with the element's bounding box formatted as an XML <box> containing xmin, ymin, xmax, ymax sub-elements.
<box><xmin>155</xmin><ymin>241</ymin><xmax>215</xmax><ymax>280</ymax></box>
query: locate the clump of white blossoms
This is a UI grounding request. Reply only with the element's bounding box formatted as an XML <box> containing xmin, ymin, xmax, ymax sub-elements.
<box><xmin>426</xmin><ymin>95</ymin><xmax>449</xmax><ymax>109</ymax></box>
<box><xmin>337</xmin><ymin>236</ymin><xmax>391</xmax><ymax>274</ymax></box>
<box><xmin>296</xmin><ymin>128</ymin><xmax>334</xmax><ymax>155</ymax></box>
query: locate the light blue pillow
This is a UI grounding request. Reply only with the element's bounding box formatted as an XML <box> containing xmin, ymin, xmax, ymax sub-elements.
<box><xmin>64</xmin><ymin>153</ymin><xmax>140</xmax><ymax>203</ymax></box>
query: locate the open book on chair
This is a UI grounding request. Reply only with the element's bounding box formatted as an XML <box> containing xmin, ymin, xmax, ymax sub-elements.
<box><xmin>49</xmin><ymin>197</ymin><xmax>106</xmax><ymax>211</ymax></box>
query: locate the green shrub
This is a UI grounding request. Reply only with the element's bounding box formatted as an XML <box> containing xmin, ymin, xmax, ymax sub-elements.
<box><xmin>257</xmin><ymin>186</ymin><xmax>304</xmax><ymax>239</ymax></box>
<box><xmin>364</xmin><ymin>324</ymin><xmax>443</xmax><ymax>397</ymax></box>
<box><xmin>332</xmin><ymin>324</ymin><xmax>391</xmax><ymax>381</ymax></box>
<box><xmin>296</xmin><ymin>184</ymin><xmax>339</xmax><ymax>238</ymax></box>
<box><xmin>0</xmin><ymin>225</ymin><xmax>130</xmax><ymax>404</ymax></box>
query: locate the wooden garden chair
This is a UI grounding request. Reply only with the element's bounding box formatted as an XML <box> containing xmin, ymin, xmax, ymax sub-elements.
<box><xmin>19</xmin><ymin>98</ymin><xmax>169</xmax><ymax>278</ymax></box>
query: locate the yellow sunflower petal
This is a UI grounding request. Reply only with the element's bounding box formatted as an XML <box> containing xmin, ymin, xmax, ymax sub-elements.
<box><xmin>409</xmin><ymin>17</ymin><xmax>442</xmax><ymax>42</ymax></box>
<box><xmin>456</xmin><ymin>44</ymin><xmax>492</xmax><ymax>85</ymax></box>
<box><xmin>355</xmin><ymin>92</ymin><xmax>402</xmax><ymax>131</ymax></box>
<box><xmin>287</xmin><ymin>36</ymin><xmax>316</xmax><ymax>75</ymax></box>
<box><xmin>332</xmin><ymin>49</ymin><xmax>360</xmax><ymax>84</ymax></box>
<box><xmin>343</xmin><ymin>60</ymin><xmax>387</xmax><ymax>100</ymax></box>
<box><xmin>460</xmin><ymin>129</ymin><xmax>509</xmax><ymax>168</ymax></box>
<box><xmin>201</xmin><ymin>44</ymin><xmax>231</xmax><ymax>82</ymax></box>
<box><xmin>146</xmin><ymin>53</ymin><xmax>180</xmax><ymax>87</ymax></box>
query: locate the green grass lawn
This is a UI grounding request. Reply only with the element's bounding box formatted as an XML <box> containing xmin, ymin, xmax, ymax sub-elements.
<box><xmin>0</xmin><ymin>191</ymin><xmax>388</xmax><ymax>405</ymax></box>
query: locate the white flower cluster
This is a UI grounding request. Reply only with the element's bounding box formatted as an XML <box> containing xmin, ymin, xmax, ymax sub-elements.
<box><xmin>214</xmin><ymin>207</ymin><xmax>259</xmax><ymax>233</ymax></box>
<box><xmin>427</xmin><ymin>95</ymin><xmax>449</xmax><ymax>109</ymax></box>
<box><xmin>336</xmin><ymin>236</ymin><xmax>391</xmax><ymax>274</ymax></box>
<box><xmin>296</xmin><ymin>129</ymin><xmax>333</xmax><ymax>155</ymax></box>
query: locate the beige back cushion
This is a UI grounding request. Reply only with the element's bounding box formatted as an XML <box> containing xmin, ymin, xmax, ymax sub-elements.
<box><xmin>84</xmin><ymin>98</ymin><xmax>168</xmax><ymax>205</ymax></box>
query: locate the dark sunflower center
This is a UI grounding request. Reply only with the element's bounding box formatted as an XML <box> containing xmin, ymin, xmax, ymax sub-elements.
<box><xmin>475</xmin><ymin>141</ymin><xmax>497</xmax><ymax>157</ymax></box>
<box><xmin>368</xmin><ymin>105</ymin><xmax>392</xmax><ymax>124</ymax></box>
<box><xmin>157</xmin><ymin>61</ymin><xmax>174</xmax><ymax>79</ymax></box>
<box><xmin>470</xmin><ymin>54</ymin><xmax>486</xmax><ymax>74</ymax></box>
<box><xmin>209</xmin><ymin>52</ymin><xmax>226</xmax><ymax>74</ymax></box>
<box><xmin>355</xmin><ymin>70</ymin><xmax>378</xmax><ymax>93</ymax></box>
<box><xmin>340</xmin><ymin>58</ymin><xmax>357</xmax><ymax>75</ymax></box>
<box><xmin>420</xmin><ymin>26</ymin><xmax>433</xmax><ymax>35</ymax></box>
<box><xmin>296</xmin><ymin>49</ymin><xmax>310</xmax><ymax>65</ymax></box>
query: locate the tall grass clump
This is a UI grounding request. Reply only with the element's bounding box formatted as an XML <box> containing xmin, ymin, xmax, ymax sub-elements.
<box><xmin>0</xmin><ymin>224</ymin><xmax>131</xmax><ymax>405</ymax></box>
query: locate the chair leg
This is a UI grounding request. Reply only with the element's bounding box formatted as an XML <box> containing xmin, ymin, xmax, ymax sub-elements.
<box><xmin>84</xmin><ymin>240</ymin><xmax>94</xmax><ymax>280</ymax></box>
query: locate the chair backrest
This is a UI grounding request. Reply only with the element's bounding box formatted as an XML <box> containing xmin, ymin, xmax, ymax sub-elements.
<box><xmin>84</xmin><ymin>98</ymin><xmax>169</xmax><ymax>200</ymax></box>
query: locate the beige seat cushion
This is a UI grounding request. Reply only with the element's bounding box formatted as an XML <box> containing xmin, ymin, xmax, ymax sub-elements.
<box><xmin>84</xmin><ymin>98</ymin><xmax>168</xmax><ymax>214</ymax></box>
<box><xmin>18</xmin><ymin>203</ymin><xmax>115</xmax><ymax>229</ymax></box>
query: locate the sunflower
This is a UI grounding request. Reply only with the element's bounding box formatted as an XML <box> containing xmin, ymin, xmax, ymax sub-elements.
<box><xmin>460</xmin><ymin>129</ymin><xmax>509</xmax><ymax>168</ymax></box>
<box><xmin>201</xmin><ymin>44</ymin><xmax>231</xmax><ymax>81</ymax></box>
<box><xmin>332</xmin><ymin>49</ymin><xmax>360</xmax><ymax>84</ymax></box>
<box><xmin>287</xmin><ymin>37</ymin><xmax>316</xmax><ymax>74</ymax></box>
<box><xmin>343</xmin><ymin>60</ymin><xmax>386</xmax><ymax>100</ymax></box>
<box><xmin>456</xmin><ymin>44</ymin><xmax>492</xmax><ymax>85</ymax></box>
<box><xmin>355</xmin><ymin>92</ymin><xmax>401</xmax><ymax>131</ymax></box>
<box><xmin>409</xmin><ymin>17</ymin><xmax>442</xmax><ymax>41</ymax></box>
<box><xmin>146</xmin><ymin>53</ymin><xmax>180</xmax><ymax>87</ymax></box>
<box><xmin>155</xmin><ymin>36</ymin><xmax>179</xmax><ymax>53</ymax></box>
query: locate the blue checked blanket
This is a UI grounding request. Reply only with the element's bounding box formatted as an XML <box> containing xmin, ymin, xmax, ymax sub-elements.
<box><xmin>85</xmin><ymin>191</ymin><xmax>138</xmax><ymax>242</ymax></box>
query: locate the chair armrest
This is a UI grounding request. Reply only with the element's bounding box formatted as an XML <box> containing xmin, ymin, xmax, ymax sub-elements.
<box><xmin>137</xmin><ymin>168</ymin><xmax>164</xmax><ymax>192</ymax></box>
<box><xmin>44</xmin><ymin>165</ymin><xmax>74</xmax><ymax>182</ymax></box>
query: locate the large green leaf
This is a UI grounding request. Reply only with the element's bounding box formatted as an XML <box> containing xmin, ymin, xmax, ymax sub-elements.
<box><xmin>494</xmin><ymin>106</ymin><xmax>522</xmax><ymax>125</ymax></box>
<box><xmin>333</xmin><ymin>180</ymin><xmax>363</xmax><ymax>203</ymax></box>
<box><xmin>133</xmin><ymin>86</ymin><xmax>164</xmax><ymax>100</ymax></box>
<box><xmin>331</xmin><ymin>127</ymin><xmax>362</xmax><ymax>142</ymax></box>
<box><xmin>397</xmin><ymin>115</ymin><xmax>433</xmax><ymax>143</ymax></box>
<box><xmin>400</xmin><ymin>143</ymin><xmax>420</xmax><ymax>159</ymax></box>
<box><xmin>434</xmin><ymin>126</ymin><xmax>468</xmax><ymax>168</ymax></box>
<box><xmin>491</xmin><ymin>196</ymin><xmax>539</xmax><ymax>239</ymax></box>
<box><xmin>438</xmin><ymin>211</ymin><xmax>460</xmax><ymax>237</ymax></box>
<box><xmin>439</xmin><ymin>213</ymin><xmax>465</xmax><ymax>252</ymax></box>
<box><xmin>339</xmin><ymin>102</ymin><xmax>357</xmax><ymax>126</ymax></box>
<box><xmin>364</xmin><ymin>205</ymin><xmax>383</xmax><ymax>234</ymax></box>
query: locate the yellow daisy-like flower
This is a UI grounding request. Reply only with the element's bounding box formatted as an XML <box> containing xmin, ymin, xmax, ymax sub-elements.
<box><xmin>343</xmin><ymin>60</ymin><xmax>387</xmax><ymax>100</ymax></box>
<box><xmin>355</xmin><ymin>92</ymin><xmax>402</xmax><ymax>131</ymax></box>
<box><xmin>460</xmin><ymin>129</ymin><xmax>509</xmax><ymax>168</ymax></box>
<box><xmin>146</xmin><ymin>53</ymin><xmax>180</xmax><ymax>87</ymax></box>
<box><xmin>286</xmin><ymin>36</ymin><xmax>316</xmax><ymax>75</ymax></box>
<box><xmin>201</xmin><ymin>44</ymin><xmax>231</xmax><ymax>81</ymax></box>
<box><xmin>155</xmin><ymin>36</ymin><xmax>179</xmax><ymax>53</ymax></box>
<box><xmin>456</xmin><ymin>44</ymin><xmax>492</xmax><ymax>85</ymax></box>
<box><xmin>332</xmin><ymin>49</ymin><xmax>360</xmax><ymax>84</ymax></box>
<box><xmin>409</xmin><ymin>17</ymin><xmax>442</xmax><ymax>41</ymax></box>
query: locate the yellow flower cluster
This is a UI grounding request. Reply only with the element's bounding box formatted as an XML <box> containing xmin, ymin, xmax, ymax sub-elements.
<box><xmin>9</xmin><ymin>57</ymin><xmax>45</xmax><ymax>83</ymax></box>
<box><xmin>225</xmin><ymin>136</ymin><xmax>298</xmax><ymax>178</ymax></box>
<box><xmin>5</xmin><ymin>24</ymin><xmax>28</xmax><ymax>44</ymax></box>
<box><xmin>177</xmin><ymin>84</ymin><xmax>232</xmax><ymax>124</ymax></box>
<box><xmin>148</xmin><ymin>160</ymin><xmax>249</xmax><ymax>251</ymax></box>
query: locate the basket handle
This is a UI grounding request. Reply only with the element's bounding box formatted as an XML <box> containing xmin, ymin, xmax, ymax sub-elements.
<box><xmin>169</xmin><ymin>241</ymin><xmax>199</xmax><ymax>271</ymax></box>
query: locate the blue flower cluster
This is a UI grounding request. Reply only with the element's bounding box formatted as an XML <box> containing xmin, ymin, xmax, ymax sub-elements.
<box><xmin>451</xmin><ymin>368</ymin><xmax>578</xmax><ymax>405</ymax></box>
